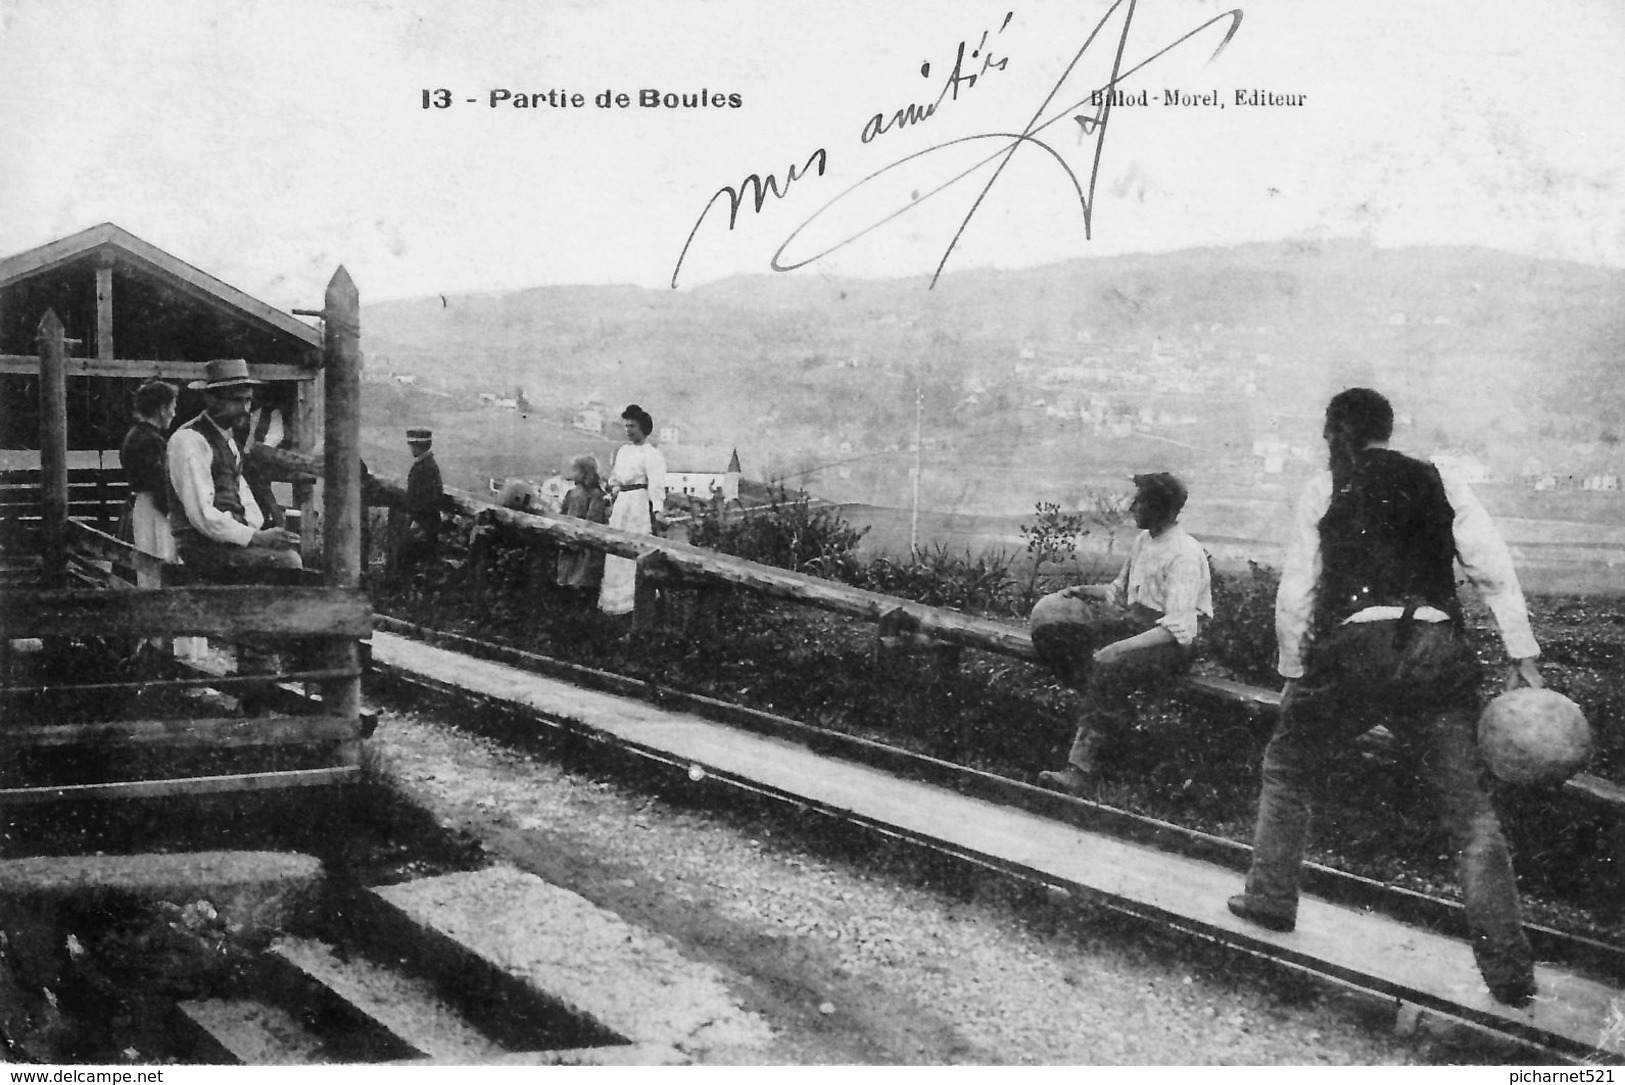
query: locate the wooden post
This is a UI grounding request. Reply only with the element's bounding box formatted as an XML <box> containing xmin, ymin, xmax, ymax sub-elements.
<box><xmin>95</xmin><ymin>255</ymin><xmax>115</xmax><ymax>362</ymax></box>
<box><xmin>320</xmin><ymin>267</ymin><xmax>363</xmax><ymax>724</ymax></box>
<box><xmin>94</xmin><ymin>257</ymin><xmax>116</xmax><ymax>535</ymax></box>
<box><xmin>0</xmin><ymin>292</ymin><xmax>8</xmax><ymax>450</ymax></box>
<box><xmin>293</xmin><ymin>375</ymin><xmax>322</xmax><ymax>567</ymax></box>
<box><xmin>37</xmin><ymin>310</ymin><xmax>69</xmax><ymax>589</ymax></box>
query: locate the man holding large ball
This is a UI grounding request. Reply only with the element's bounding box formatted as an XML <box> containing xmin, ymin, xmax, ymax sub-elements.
<box><xmin>1228</xmin><ymin>388</ymin><xmax>1546</xmax><ymax>1008</ymax></box>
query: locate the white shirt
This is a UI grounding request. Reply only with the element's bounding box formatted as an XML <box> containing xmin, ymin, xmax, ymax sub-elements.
<box><xmin>1106</xmin><ymin>525</ymin><xmax>1213</xmax><ymax>646</ymax></box>
<box><xmin>609</xmin><ymin>442</ymin><xmax>666</xmax><ymax>507</ymax></box>
<box><xmin>1275</xmin><ymin>454</ymin><xmax>1540</xmax><ymax>678</ymax></box>
<box><xmin>167</xmin><ymin>413</ymin><xmax>263</xmax><ymax>547</ymax></box>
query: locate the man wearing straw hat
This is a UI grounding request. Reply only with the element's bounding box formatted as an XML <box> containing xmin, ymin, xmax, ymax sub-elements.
<box><xmin>167</xmin><ymin>358</ymin><xmax>302</xmax><ymax>715</ymax></box>
<box><xmin>166</xmin><ymin>357</ymin><xmax>302</xmax><ymax>575</ymax></box>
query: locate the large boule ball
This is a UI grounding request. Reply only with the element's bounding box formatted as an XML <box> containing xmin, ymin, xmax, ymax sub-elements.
<box><xmin>497</xmin><ymin>479</ymin><xmax>539</xmax><ymax>511</ymax></box>
<box><xmin>1477</xmin><ymin>688</ymin><xmax>1592</xmax><ymax>786</ymax></box>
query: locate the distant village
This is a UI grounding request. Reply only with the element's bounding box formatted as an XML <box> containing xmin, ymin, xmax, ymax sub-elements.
<box><xmin>362</xmin><ymin>301</ymin><xmax>1620</xmax><ymax>510</ymax></box>
<box><xmin>360</xmin><ymin>363</ymin><xmax>745</xmax><ymax>513</ymax></box>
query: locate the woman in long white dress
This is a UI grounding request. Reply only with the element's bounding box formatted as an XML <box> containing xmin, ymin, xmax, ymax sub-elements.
<box><xmin>598</xmin><ymin>404</ymin><xmax>666</xmax><ymax>615</ymax></box>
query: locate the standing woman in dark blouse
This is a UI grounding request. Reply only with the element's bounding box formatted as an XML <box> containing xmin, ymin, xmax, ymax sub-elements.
<box><xmin>119</xmin><ymin>380</ymin><xmax>179</xmax><ymax>584</ymax></box>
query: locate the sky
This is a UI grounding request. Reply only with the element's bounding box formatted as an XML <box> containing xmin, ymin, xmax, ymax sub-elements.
<box><xmin>2</xmin><ymin>0</ymin><xmax>1623</xmax><ymax>309</ymax></box>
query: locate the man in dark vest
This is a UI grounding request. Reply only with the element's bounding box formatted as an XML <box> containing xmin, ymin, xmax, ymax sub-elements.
<box><xmin>1228</xmin><ymin>388</ymin><xmax>1543</xmax><ymax>1007</ymax></box>
<box><xmin>167</xmin><ymin>358</ymin><xmax>302</xmax><ymax>575</ymax></box>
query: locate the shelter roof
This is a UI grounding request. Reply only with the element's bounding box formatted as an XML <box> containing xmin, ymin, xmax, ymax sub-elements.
<box><xmin>0</xmin><ymin>223</ymin><xmax>320</xmax><ymax>350</ymax></box>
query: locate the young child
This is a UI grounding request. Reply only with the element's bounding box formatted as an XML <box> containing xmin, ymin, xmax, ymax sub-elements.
<box><xmin>556</xmin><ymin>453</ymin><xmax>607</xmax><ymax>606</ymax></box>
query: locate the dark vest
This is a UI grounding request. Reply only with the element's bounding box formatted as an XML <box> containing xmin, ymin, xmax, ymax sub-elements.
<box><xmin>169</xmin><ymin>413</ymin><xmax>249</xmax><ymax>548</ymax></box>
<box><xmin>1314</xmin><ymin>448</ymin><xmax>1462</xmax><ymax>635</ymax></box>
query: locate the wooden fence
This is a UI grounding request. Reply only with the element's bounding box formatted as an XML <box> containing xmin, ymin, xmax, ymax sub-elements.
<box><xmin>0</xmin><ymin>269</ymin><xmax>368</xmax><ymax>804</ymax></box>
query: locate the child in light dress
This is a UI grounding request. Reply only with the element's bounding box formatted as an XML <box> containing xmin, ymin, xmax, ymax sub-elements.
<box><xmin>555</xmin><ymin>453</ymin><xmax>607</xmax><ymax>606</ymax></box>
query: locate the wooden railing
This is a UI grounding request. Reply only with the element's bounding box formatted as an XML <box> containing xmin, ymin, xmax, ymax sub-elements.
<box><xmin>368</xmin><ymin>476</ymin><xmax>1037</xmax><ymax>660</ymax></box>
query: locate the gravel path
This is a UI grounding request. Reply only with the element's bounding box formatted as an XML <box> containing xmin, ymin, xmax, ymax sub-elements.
<box><xmin>370</xmin><ymin>702</ymin><xmax>1529</xmax><ymax>1065</ymax></box>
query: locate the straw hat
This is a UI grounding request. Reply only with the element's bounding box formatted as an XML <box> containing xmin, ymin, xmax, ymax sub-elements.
<box><xmin>188</xmin><ymin>358</ymin><xmax>262</xmax><ymax>391</ymax></box>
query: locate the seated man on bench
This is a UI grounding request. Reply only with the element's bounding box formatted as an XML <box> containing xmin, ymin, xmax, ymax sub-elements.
<box><xmin>1029</xmin><ymin>472</ymin><xmax>1212</xmax><ymax>795</ymax></box>
<box><xmin>167</xmin><ymin>358</ymin><xmax>302</xmax><ymax>713</ymax></box>
<box><xmin>167</xmin><ymin>358</ymin><xmax>302</xmax><ymax>577</ymax></box>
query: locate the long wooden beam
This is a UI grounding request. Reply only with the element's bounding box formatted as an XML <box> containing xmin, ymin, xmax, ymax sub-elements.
<box><xmin>246</xmin><ymin>444</ymin><xmax>321</xmax><ymax>483</ymax></box>
<box><xmin>370</xmin><ymin>476</ymin><xmax>1038</xmax><ymax>661</ymax></box>
<box><xmin>66</xmin><ymin>519</ymin><xmax>167</xmax><ymax>582</ymax></box>
<box><xmin>0</xmin><ymin>715</ymin><xmax>358</xmax><ymax>750</ymax></box>
<box><xmin>0</xmin><ymin>766</ymin><xmax>360</xmax><ymax>806</ymax></box>
<box><xmin>0</xmin><ymin>669</ymin><xmax>360</xmax><ymax>697</ymax></box>
<box><xmin>1180</xmin><ymin>675</ymin><xmax>1625</xmax><ymax>813</ymax></box>
<box><xmin>0</xmin><ymin>586</ymin><xmax>371</xmax><ymax>638</ymax></box>
<box><xmin>0</xmin><ymin>355</ymin><xmax>312</xmax><ymax>381</ymax></box>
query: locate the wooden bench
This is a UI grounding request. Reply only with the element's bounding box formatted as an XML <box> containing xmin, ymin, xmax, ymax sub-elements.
<box><xmin>1</xmin><ymin>466</ymin><xmax>128</xmax><ymax>556</ymax></box>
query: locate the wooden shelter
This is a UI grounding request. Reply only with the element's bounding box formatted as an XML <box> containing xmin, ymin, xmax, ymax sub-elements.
<box><xmin>0</xmin><ymin>224</ymin><xmax>325</xmax><ymax>559</ymax></box>
<box><xmin>0</xmin><ymin>224</ymin><xmax>368</xmax><ymax>803</ymax></box>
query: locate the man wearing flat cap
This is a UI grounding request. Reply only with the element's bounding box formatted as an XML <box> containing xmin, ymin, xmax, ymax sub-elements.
<box><xmin>1029</xmin><ymin>471</ymin><xmax>1213</xmax><ymax>796</ymax></box>
<box><xmin>401</xmin><ymin>427</ymin><xmax>444</xmax><ymax>564</ymax></box>
<box><xmin>167</xmin><ymin>358</ymin><xmax>302</xmax><ymax>575</ymax></box>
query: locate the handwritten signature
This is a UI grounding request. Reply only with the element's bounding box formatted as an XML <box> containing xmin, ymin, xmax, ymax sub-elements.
<box><xmin>670</xmin><ymin>0</ymin><xmax>1242</xmax><ymax>290</ymax></box>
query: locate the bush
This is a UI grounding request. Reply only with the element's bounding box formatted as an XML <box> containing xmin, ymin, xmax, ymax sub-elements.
<box><xmin>857</xmin><ymin>543</ymin><xmax>1021</xmax><ymax>615</ymax></box>
<box><xmin>1206</xmin><ymin>560</ymin><xmax>1281</xmax><ymax>685</ymax></box>
<box><xmin>1019</xmin><ymin>501</ymin><xmax>1088</xmax><ymax>605</ymax></box>
<box><xmin>687</xmin><ymin>487</ymin><xmax>868</xmax><ymax>576</ymax></box>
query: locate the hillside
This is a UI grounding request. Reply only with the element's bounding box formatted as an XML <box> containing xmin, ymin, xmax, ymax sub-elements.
<box><xmin>358</xmin><ymin>240</ymin><xmax>1625</xmax><ymax>577</ymax></box>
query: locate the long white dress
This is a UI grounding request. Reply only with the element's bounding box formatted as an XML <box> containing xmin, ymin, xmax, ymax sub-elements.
<box><xmin>130</xmin><ymin>492</ymin><xmax>178</xmax><ymax>588</ymax></box>
<box><xmin>597</xmin><ymin>442</ymin><xmax>666</xmax><ymax>614</ymax></box>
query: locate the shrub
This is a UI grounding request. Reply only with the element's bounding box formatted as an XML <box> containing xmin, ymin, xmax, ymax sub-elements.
<box><xmin>1019</xmin><ymin>501</ymin><xmax>1088</xmax><ymax>605</ymax></box>
<box><xmin>688</xmin><ymin>487</ymin><xmax>868</xmax><ymax>576</ymax></box>
<box><xmin>1206</xmin><ymin>560</ymin><xmax>1281</xmax><ymax>685</ymax></box>
<box><xmin>858</xmin><ymin>544</ymin><xmax>1020</xmax><ymax>614</ymax></box>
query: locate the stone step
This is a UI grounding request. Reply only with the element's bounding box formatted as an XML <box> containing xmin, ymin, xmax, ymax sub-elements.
<box><xmin>268</xmin><ymin>936</ymin><xmax>505</xmax><ymax>1063</ymax></box>
<box><xmin>177</xmin><ymin>959</ymin><xmax>425</xmax><ymax>1068</ymax></box>
<box><xmin>396</xmin><ymin>1043</ymin><xmax>691</xmax><ymax>1067</ymax></box>
<box><xmin>176</xmin><ymin>998</ymin><xmax>330</xmax><ymax>1065</ymax></box>
<box><xmin>0</xmin><ymin>851</ymin><xmax>321</xmax><ymax>935</ymax></box>
<box><xmin>368</xmin><ymin>864</ymin><xmax>772</xmax><ymax>1061</ymax></box>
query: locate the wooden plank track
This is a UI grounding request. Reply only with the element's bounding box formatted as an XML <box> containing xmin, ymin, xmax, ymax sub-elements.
<box><xmin>0</xmin><ymin>586</ymin><xmax>371</xmax><ymax>639</ymax></box>
<box><xmin>368</xmin><ymin>615</ymin><xmax>1625</xmax><ymax>983</ymax></box>
<box><xmin>369</xmin><ymin>630</ymin><xmax>1625</xmax><ymax>1062</ymax></box>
